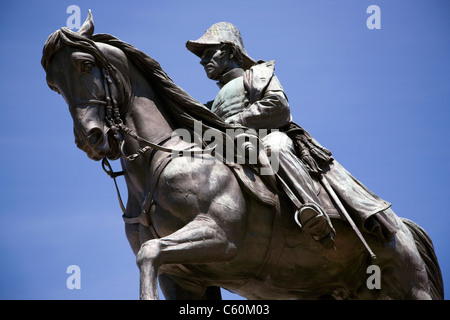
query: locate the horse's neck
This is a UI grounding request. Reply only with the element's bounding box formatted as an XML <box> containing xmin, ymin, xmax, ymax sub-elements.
<box><xmin>120</xmin><ymin>62</ymin><xmax>175</xmax><ymax>198</ymax></box>
<box><xmin>126</xmin><ymin>63</ymin><xmax>175</xmax><ymax>146</ymax></box>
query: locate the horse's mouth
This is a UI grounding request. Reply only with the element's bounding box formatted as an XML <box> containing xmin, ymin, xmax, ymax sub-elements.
<box><xmin>78</xmin><ymin>128</ymin><xmax>121</xmax><ymax>161</ymax></box>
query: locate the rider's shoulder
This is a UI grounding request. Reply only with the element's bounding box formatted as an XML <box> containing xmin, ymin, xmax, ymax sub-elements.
<box><xmin>249</xmin><ymin>60</ymin><xmax>276</xmax><ymax>74</ymax></box>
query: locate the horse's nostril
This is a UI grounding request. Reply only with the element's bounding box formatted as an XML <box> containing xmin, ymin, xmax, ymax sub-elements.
<box><xmin>86</xmin><ymin>128</ymin><xmax>104</xmax><ymax>146</ymax></box>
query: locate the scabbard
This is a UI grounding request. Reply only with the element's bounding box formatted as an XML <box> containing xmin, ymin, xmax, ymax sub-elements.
<box><xmin>319</xmin><ymin>174</ymin><xmax>377</xmax><ymax>260</ymax></box>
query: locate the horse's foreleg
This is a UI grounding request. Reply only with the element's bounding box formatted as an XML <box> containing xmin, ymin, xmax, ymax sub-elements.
<box><xmin>136</xmin><ymin>214</ymin><xmax>237</xmax><ymax>300</ymax></box>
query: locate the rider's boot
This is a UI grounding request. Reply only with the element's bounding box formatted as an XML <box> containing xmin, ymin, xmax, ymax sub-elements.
<box><xmin>295</xmin><ymin>203</ymin><xmax>335</xmax><ymax>249</ymax></box>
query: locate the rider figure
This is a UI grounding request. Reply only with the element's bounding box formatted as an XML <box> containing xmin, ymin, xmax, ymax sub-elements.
<box><xmin>186</xmin><ymin>22</ymin><xmax>335</xmax><ymax>248</ymax></box>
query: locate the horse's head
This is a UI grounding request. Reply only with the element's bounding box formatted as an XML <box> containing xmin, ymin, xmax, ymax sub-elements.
<box><xmin>42</xmin><ymin>11</ymin><xmax>130</xmax><ymax>161</ymax></box>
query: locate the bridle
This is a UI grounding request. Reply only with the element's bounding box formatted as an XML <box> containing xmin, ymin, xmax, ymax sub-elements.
<box><xmin>44</xmin><ymin>28</ymin><xmax>217</xmax><ymax>217</ymax></box>
<box><xmin>89</xmin><ymin>64</ymin><xmax>215</xmax><ymax>215</ymax></box>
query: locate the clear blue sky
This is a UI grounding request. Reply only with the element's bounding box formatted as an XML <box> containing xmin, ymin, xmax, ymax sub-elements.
<box><xmin>0</xmin><ymin>0</ymin><xmax>449</xmax><ymax>300</ymax></box>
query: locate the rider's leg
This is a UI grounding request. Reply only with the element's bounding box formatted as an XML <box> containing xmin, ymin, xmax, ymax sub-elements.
<box><xmin>262</xmin><ymin>131</ymin><xmax>335</xmax><ymax>247</ymax></box>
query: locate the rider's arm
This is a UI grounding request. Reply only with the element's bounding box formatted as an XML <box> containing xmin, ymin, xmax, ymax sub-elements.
<box><xmin>225</xmin><ymin>75</ymin><xmax>291</xmax><ymax>129</ymax></box>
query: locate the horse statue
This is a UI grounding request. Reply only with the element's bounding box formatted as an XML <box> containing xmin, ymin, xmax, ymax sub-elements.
<box><xmin>41</xmin><ymin>12</ymin><xmax>443</xmax><ymax>300</ymax></box>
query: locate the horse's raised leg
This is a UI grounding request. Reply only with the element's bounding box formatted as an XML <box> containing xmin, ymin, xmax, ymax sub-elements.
<box><xmin>135</xmin><ymin>155</ymin><xmax>246</xmax><ymax>300</ymax></box>
<box><xmin>136</xmin><ymin>213</ymin><xmax>238</xmax><ymax>300</ymax></box>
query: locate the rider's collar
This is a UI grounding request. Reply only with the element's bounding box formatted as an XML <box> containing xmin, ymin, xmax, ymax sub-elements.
<box><xmin>217</xmin><ymin>68</ymin><xmax>245</xmax><ymax>88</ymax></box>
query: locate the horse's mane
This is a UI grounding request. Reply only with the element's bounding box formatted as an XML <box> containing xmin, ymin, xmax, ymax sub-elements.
<box><xmin>92</xmin><ymin>33</ymin><xmax>242</xmax><ymax>136</ymax></box>
<box><xmin>42</xmin><ymin>28</ymin><xmax>242</xmax><ymax>143</ymax></box>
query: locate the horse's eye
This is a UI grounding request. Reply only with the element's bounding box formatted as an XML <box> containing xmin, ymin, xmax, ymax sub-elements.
<box><xmin>82</xmin><ymin>61</ymin><xmax>94</xmax><ymax>73</ymax></box>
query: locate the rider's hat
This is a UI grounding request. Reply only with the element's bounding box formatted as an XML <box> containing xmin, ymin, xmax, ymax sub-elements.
<box><xmin>186</xmin><ymin>22</ymin><xmax>256</xmax><ymax>70</ymax></box>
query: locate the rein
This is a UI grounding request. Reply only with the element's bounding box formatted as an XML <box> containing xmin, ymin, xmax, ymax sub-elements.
<box><xmin>44</xmin><ymin>28</ymin><xmax>218</xmax><ymax>222</ymax></box>
<box><xmin>101</xmin><ymin>66</ymin><xmax>215</xmax><ymax>160</ymax></box>
<box><xmin>98</xmin><ymin>66</ymin><xmax>215</xmax><ymax>216</ymax></box>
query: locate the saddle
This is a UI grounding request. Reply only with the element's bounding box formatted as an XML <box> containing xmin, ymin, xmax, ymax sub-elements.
<box><xmin>228</xmin><ymin>162</ymin><xmax>280</xmax><ymax>211</ymax></box>
<box><xmin>122</xmin><ymin>139</ymin><xmax>281</xmax><ymax>234</ymax></box>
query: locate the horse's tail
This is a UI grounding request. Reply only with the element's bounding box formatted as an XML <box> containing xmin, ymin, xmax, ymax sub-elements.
<box><xmin>401</xmin><ymin>218</ymin><xmax>444</xmax><ymax>300</ymax></box>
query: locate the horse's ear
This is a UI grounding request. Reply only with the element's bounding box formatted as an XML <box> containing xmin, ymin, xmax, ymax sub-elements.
<box><xmin>77</xmin><ymin>9</ymin><xmax>94</xmax><ymax>38</ymax></box>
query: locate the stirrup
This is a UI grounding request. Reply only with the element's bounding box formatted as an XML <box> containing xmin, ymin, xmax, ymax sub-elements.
<box><xmin>294</xmin><ymin>203</ymin><xmax>335</xmax><ymax>249</ymax></box>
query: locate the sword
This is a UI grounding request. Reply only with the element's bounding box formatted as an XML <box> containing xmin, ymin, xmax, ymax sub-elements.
<box><xmin>319</xmin><ymin>174</ymin><xmax>377</xmax><ymax>261</ymax></box>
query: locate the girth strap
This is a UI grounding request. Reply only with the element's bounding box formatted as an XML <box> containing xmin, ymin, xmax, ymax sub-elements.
<box><xmin>102</xmin><ymin>133</ymin><xmax>173</xmax><ymax>216</ymax></box>
<box><xmin>118</xmin><ymin>143</ymin><xmax>198</xmax><ymax>238</ymax></box>
<box><xmin>139</xmin><ymin>153</ymin><xmax>174</xmax><ymax>238</ymax></box>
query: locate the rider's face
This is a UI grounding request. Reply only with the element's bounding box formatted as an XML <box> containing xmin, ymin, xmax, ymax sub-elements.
<box><xmin>200</xmin><ymin>45</ymin><xmax>229</xmax><ymax>80</ymax></box>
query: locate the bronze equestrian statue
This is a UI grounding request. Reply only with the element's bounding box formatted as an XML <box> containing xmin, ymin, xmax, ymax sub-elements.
<box><xmin>42</xmin><ymin>12</ymin><xmax>443</xmax><ymax>299</ymax></box>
